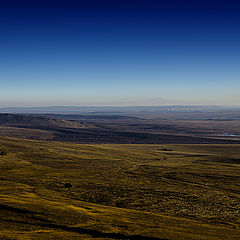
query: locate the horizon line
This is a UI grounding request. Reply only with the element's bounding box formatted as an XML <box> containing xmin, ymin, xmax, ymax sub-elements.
<box><xmin>1</xmin><ymin>104</ymin><xmax>240</xmax><ymax>108</ymax></box>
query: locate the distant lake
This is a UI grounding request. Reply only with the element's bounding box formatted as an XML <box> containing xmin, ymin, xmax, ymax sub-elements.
<box><xmin>217</xmin><ymin>133</ymin><xmax>239</xmax><ymax>137</ymax></box>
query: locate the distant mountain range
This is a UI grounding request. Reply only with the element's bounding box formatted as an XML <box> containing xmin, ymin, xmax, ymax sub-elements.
<box><xmin>1</xmin><ymin>105</ymin><xmax>240</xmax><ymax>114</ymax></box>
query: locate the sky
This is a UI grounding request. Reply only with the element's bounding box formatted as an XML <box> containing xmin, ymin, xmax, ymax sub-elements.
<box><xmin>0</xmin><ymin>0</ymin><xmax>240</xmax><ymax>106</ymax></box>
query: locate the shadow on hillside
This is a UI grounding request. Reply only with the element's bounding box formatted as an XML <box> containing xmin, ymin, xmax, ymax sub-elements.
<box><xmin>1</xmin><ymin>218</ymin><xmax>166</xmax><ymax>240</ymax></box>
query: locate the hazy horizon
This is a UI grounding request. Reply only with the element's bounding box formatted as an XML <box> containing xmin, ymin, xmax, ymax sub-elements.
<box><xmin>1</xmin><ymin>104</ymin><xmax>240</xmax><ymax>109</ymax></box>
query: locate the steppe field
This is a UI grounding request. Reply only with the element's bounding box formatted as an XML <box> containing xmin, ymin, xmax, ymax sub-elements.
<box><xmin>0</xmin><ymin>136</ymin><xmax>240</xmax><ymax>239</ymax></box>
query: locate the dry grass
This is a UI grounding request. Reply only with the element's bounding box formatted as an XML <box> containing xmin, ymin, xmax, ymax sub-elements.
<box><xmin>0</xmin><ymin>136</ymin><xmax>240</xmax><ymax>239</ymax></box>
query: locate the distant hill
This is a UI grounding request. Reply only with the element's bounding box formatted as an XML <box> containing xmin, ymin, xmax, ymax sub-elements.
<box><xmin>0</xmin><ymin>114</ymin><xmax>89</xmax><ymax>129</ymax></box>
<box><xmin>0</xmin><ymin>113</ymin><xmax>240</xmax><ymax>144</ymax></box>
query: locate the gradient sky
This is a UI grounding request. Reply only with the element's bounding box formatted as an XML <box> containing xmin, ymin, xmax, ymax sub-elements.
<box><xmin>0</xmin><ymin>0</ymin><xmax>240</xmax><ymax>106</ymax></box>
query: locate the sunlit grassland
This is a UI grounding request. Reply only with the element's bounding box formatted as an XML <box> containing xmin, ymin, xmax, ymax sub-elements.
<box><xmin>0</xmin><ymin>136</ymin><xmax>240</xmax><ymax>239</ymax></box>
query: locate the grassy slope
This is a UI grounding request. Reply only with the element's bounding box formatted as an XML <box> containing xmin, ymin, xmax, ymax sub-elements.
<box><xmin>0</xmin><ymin>137</ymin><xmax>240</xmax><ymax>239</ymax></box>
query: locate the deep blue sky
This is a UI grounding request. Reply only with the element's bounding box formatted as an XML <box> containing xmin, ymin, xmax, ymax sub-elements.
<box><xmin>0</xmin><ymin>0</ymin><xmax>240</xmax><ymax>106</ymax></box>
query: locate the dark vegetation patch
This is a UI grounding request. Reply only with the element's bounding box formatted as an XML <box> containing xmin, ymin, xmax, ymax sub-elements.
<box><xmin>0</xmin><ymin>150</ymin><xmax>6</xmax><ymax>156</ymax></box>
<box><xmin>158</xmin><ymin>148</ymin><xmax>172</xmax><ymax>151</ymax></box>
<box><xmin>64</xmin><ymin>183</ymin><xmax>72</xmax><ymax>188</ymax></box>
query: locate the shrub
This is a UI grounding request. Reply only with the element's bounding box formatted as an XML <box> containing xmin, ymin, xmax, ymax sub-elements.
<box><xmin>0</xmin><ymin>150</ymin><xmax>6</xmax><ymax>156</ymax></box>
<box><xmin>64</xmin><ymin>182</ymin><xmax>72</xmax><ymax>188</ymax></box>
